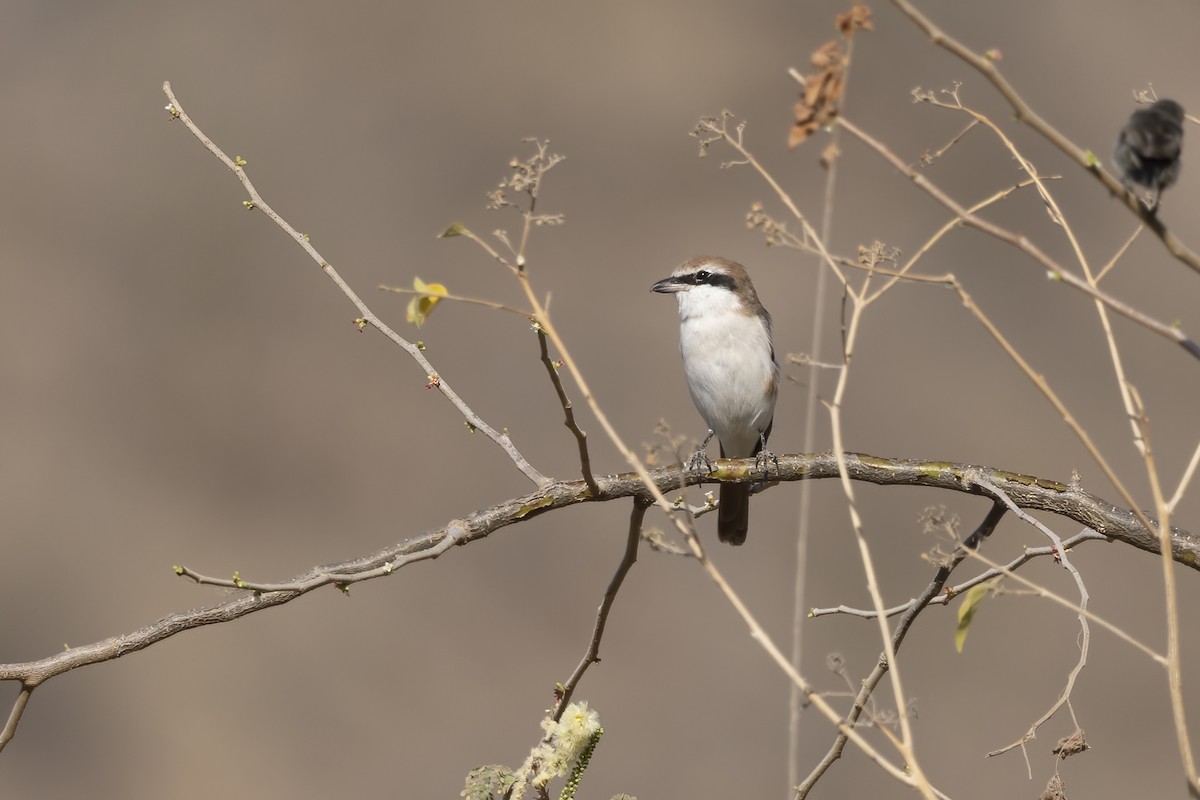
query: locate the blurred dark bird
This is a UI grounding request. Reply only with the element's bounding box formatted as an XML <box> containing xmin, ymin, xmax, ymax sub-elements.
<box><xmin>1114</xmin><ymin>98</ymin><xmax>1185</xmax><ymax>212</ymax></box>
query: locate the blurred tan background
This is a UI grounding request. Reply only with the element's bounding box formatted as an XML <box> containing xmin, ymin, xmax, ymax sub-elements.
<box><xmin>3</xmin><ymin>1</ymin><xmax>1200</xmax><ymax>797</ymax></box>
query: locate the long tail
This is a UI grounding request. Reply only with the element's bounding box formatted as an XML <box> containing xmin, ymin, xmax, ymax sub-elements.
<box><xmin>717</xmin><ymin>483</ymin><xmax>751</xmax><ymax>545</ymax></box>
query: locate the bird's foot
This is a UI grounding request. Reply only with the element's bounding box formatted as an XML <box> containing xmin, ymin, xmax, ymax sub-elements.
<box><xmin>754</xmin><ymin>432</ymin><xmax>777</xmax><ymax>480</ymax></box>
<box><xmin>687</xmin><ymin>447</ymin><xmax>713</xmax><ymax>474</ymax></box>
<box><xmin>686</xmin><ymin>430</ymin><xmax>716</xmax><ymax>473</ymax></box>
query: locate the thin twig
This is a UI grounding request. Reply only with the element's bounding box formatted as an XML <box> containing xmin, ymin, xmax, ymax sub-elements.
<box><xmin>971</xmin><ymin>477</ymin><xmax>1091</xmax><ymax>761</ymax></box>
<box><xmin>1167</xmin><ymin>438</ymin><xmax>1200</xmax><ymax>513</ymax></box>
<box><xmin>795</xmin><ymin>502</ymin><xmax>1007</xmax><ymax>798</ymax></box>
<box><xmin>378</xmin><ymin>285</ymin><xmax>534</xmax><ymax>319</ymax></box>
<box><xmin>680</xmin><ymin>515</ymin><xmax>926</xmax><ymax>789</ymax></box>
<box><xmin>834</xmin><ymin>114</ymin><xmax>1200</xmax><ymax>361</ymax></box>
<box><xmin>693</xmin><ymin>112</ymin><xmax>847</xmax><ymax>287</ymax></box>
<box><xmin>810</xmin><ymin>527</ymin><xmax>1108</xmax><ymax>621</ymax></box>
<box><xmin>173</xmin><ymin>519</ymin><xmax>468</xmax><ymax>593</ymax></box>
<box><xmin>921</xmin><ymin>89</ymin><xmax>1148</xmax><ymax>456</ymax></box>
<box><xmin>863</xmin><ymin>176</ymin><xmax>1059</xmax><ymax>305</ymax></box>
<box><xmin>537</xmin><ymin>328</ymin><xmax>599</xmax><ymax>495</ymax></box>
<box><xmin>788</xmin><ymin>40</ymin><xmax>850</xmax><ymax>793</ymax></box>
<box><xmin>554</xmin><ymin>498</ymin><xmax>646</xmax><ymax>719</ymax></box>
<box><xmin>962</xmin><ymin>533</ymin><xmax>1164</xmax><ymax>666</ymax></box>
<box><xmin>1135</xmin><ymin>391</ymin><xmax>1200</xmax><ymax>792</ymax></box>
<box><xmin>889</xmin><ymin>0</ymin><xmax>1200</xmax><ymax>277</ymax></box>
<box><xmin>0</xmin><ymin>687</ymin><xmax>32</xmax><ymax>754</ymax></box>
<box><xmin>162</xmin><ymin>83</ymin><xmax>548</xmax><ymax>487</ymax></box>
<box><xmin>825</xmin><ymin>286</ymin><xmax>935</xmax><ymax>799</ymax></box>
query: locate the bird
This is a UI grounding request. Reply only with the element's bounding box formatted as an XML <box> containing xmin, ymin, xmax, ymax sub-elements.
<box><xmin>652</xmin><ymin>256</ymin><xmax>779</xmax><ymax>545</ymax></box>
<box><xmin>1114</xmin><ymin>98</ymin><xmax>1185</xmax><ymax>212</ymax></box>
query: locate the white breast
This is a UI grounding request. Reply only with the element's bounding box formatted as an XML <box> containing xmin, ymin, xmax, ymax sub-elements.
<box><xmin>675</xmin><ymin>286</ymin><xmax>777</xmax><ymax>457</ymax></box>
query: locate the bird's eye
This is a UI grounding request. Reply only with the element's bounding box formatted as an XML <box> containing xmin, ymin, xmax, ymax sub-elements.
<box><xmin>694</xmin><ymin>270</ymin><xmax>710</xmax><ymax>282</ymax></box>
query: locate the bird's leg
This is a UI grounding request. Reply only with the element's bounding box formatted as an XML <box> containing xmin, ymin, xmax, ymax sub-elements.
<box><xmin>753</xmin><ymin>431</ymin><xmax>778</xmax><ymax>479</ymax></box>
<box><xmin>687</xmin><ymin>430</ymin><xmax>715</xmax><ymax>473</ymax></box>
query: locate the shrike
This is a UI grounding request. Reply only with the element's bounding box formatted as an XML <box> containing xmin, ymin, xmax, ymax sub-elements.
<box><xmin>652</xmin><ymin>256</ymin><xmax>778</xmax><ymax>545</ymax></box>
<box><xmin>1114</xmin><ymin>98</ymin><xmax>1185</xmax><ymax>212</ymax></box>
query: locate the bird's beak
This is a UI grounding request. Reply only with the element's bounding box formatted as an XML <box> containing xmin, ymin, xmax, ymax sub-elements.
<box><xmin>651</xmin><ymin>276</ymin><xmax>684</xmax><ymax>294</ymax></box>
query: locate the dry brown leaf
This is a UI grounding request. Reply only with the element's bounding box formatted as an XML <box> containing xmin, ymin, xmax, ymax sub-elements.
<box><xmin>1051</xmin><ymin>729</ymin><xmax>1090</xmax><ymax>760</ymax></box>
<box><xmin>788</xmin><ymin>41</ymin><xmax>846</xmax><ymax>149</ymax></box>
<box><xmin>789</xmin><ymin>6</ymin><xmax>874</xmax><ymax>149</ymax></box>
<box><xmin>836</xmin><ymin>4</ymin><xmax>873</xmax><ymax>36</ymax></box>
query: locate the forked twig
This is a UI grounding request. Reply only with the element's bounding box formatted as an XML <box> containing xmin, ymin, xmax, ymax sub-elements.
<box><xmin>970</xmin><ymin>477</ymin><xmax>1090</xmax><ymax>763</ymax></box>
<box><xmin>833</xmin><ymin>114</ymin><xmax>1200</xmax><ymax>361</ymax></box>
<box><xmin>890</xmin><ymin>0</ymin><xmax>1200</xmax><ymax>277</ymax></box>
<box><xmin>795</xmin><ymin>503</ymin><xmax>1006</xmax><ymax>798</ymax></box>
<box><xmin>537</xmin><ymin>327</ymin><xmax>600</xmax><ymax>495</ymax></box>
<box><xmin>809</xmin><ymin>527</ymin><xmax>1107</xmax><ymax>620</ymax></box>
<box><xmin>161</xmin><ymin>83</ymin><xmax>548</xmax><ymax>487</ymax></box>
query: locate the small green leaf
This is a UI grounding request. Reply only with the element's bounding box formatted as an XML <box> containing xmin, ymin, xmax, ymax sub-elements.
<box><xmin>955</xmin><ymin>579</ymin><xmax>997</xmax><ymax>653</ymax></box>
<box><xmin>439</xmin><ymin>222</ymin><xmax>469</xmax><ymax>238</ymax></box>
<box><xmin>1084</xmin><ymin>150</ymin><xmax>1099</xmax><ymax>167</ymax></box>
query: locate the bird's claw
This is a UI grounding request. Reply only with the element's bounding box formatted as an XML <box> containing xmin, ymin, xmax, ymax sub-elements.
<box><xmin>687</xmin><ymin>429</ymin><xmax>716</xmax><ymax>473</ymax></box>
<box><xmin>754</xmin><ymin>430</ymin><xmax>777</xmax><ymax>480</ymax></box>
<box><xmin>687</xmin><ymin>448</ymin><xmax>713</xmax><ymax>474</ymax></box>
<box><xmin>754</xmin><ymin>448</ymin><xmax>778</xmax><ymax>480</ymax></box>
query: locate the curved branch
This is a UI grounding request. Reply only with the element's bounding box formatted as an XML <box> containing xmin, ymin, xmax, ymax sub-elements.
<box><xmin>0</xmin><ymin>452</ymin><xmax>1193</xmax><ymax>753</ymax></box>
<box><xmin>2</xmin><ymin>452</ymin><xmax>1193</xmax><ymax>689</ymax></box>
